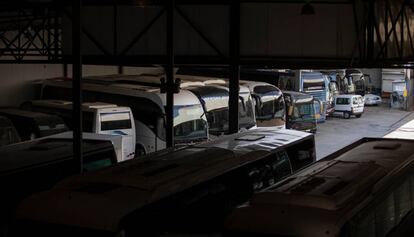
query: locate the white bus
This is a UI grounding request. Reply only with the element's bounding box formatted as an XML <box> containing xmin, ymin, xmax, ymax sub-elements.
<box><xmin>82</xmin><ymin>75</ymin><xmax>209</xmax><ymax>145</ymax></box>
<box><xmin>14</xmin><ymin>128</ymin><xmax>316</xmax><ymax>236</ymax></box>
<box><xmin>22</xmin><ymin>100</ymin><xmax>136</xmax><ymax>161</ymax></box>
<box><xmin>226</xmin><ymin>137</ymin><xmax>414</xmax><ymax>237</ymax></box>
<box><xmin>179</xmin><ymin>78</ymin><xmax>257</xmax><ymax>135</ymax></box>
<box><xmin>240</xmin><ymin>81</ymin><xmax>285</xmax><ymax>128</ymax></box>
<box><xmin>40</xmin><ymin>78</ymin><xmax>166</xmax><ymax>155</ymax></box>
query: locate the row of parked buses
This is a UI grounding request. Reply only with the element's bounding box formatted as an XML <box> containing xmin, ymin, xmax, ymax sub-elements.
<box><xmin>0</xmin><ymin>73</ymin><xmax>319</xmax><ymax>151</ymax></box>
<box><xmin>0</xmin><ymin>67</ymin><xmax>370</xmax><ymax>155</ymax></box>
<box><xmin>9</xmin><ymin>133</ymin><xmax>414</xmax><ymax>237</ymax></box>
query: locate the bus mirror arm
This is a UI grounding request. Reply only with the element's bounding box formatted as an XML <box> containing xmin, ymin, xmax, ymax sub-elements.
<box><xmin>239</xmin><ymin>96</ymin><xmax>246</xmax><ymax>112</ymax></box>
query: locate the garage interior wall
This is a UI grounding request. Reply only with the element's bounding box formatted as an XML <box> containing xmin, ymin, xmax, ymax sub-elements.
<box><xmin>0</xmin><ymin>64</ymin><xmax>156</xmax><ymax>106</ymax></box>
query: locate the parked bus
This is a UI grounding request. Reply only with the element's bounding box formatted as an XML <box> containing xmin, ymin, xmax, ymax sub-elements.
<box><xmin>22</xmin><ymin>100</ymin><xmax>136</xmax><ymax>161</ymax></box>
<box><xmin>0</xmin><ymin>108</ymin><xmax>68</xmax><ymax>141</ymax></box>
<box><xmin>102</xmin><ymin>74</ymin><xmax>256</xmax><ymax>138</ymax></box>
<box><xmin>299</xmin><ymin>71</ymin><xmax>334</xmax><ymax>120</ymax></box>
<box><xmin>81</xmin><ymin>75</ymin><xmax>209</xmax><ymax>145</ymax></box>
<box><xmin>322</xmin><ymin>69</ymin><xmax>366</xmax><ymax>96</ymax></box>
<box><xmin>240</xmin><ymin>81</ymin><xmax>285</xmax><ymax>128</ymax></box>
<box><xmin>282</xmin><ymin>91</ymin><xmax>317</xmax><ymax>133</ymax></box>
<box><xmin>177</xmin><ymin>77</ymin><xmax>257</xmax><ymax>134</ymax></box>
<box><xmin>226</xmin><ymin>137</ymin><xmax>414</xmax><ymax>237</ymax></box>
<box><xmin>184</xmin><ymin>84</ymin><xmax>256</xmax><ymax>137</ymax></box>
<box><xmin>0</xmin><ymin>116</ymin><xmax>20</xmax><ymax>147</ymax></box>
<box><xmin>14</xmin><ymin>128</ymin><xmax>316</xmax><ymax>236</ymax></box>
<box><xmin>0</xmin><ymin>135</ymin><xmax>118</xmax><ymax>237</ymax></box>
<box><xmin>40</xmin><ymin>78</ymin><xmax>166</xmax><ymax>155</ymax></box>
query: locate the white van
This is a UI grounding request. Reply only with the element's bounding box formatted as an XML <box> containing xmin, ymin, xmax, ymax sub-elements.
<box><xmin>22</xmin><ymin>100</ymin><xmax>136</xmax><ymax>161</ymax></box>
<box><xmin>333</xmin><ymin>94</ymin><xmax>364</xmax><ymax>119</ymax></box>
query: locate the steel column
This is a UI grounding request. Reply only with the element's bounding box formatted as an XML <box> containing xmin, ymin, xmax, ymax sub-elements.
<box><xmin>166</xmin><ymin>0</ymin><xmax>174</xmax><ymax>147</ymax></box>
<box><xmin>366</xmin><ymin>0</ymin><xmax>375</xmax><ymax>62</ymax></box>
<box><xmin>229</xmin><ymin>2</ymin><xmax>240</xmax><ymax>134</ymax></box>
<box><xmin>72</xmin><ymin>0</ymin><xmax>83</xmax><ymax>173</ymax></box>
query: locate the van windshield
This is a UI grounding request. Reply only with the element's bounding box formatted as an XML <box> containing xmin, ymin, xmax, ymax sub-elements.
<box><xmin>352</xmin><ymin>97</ymin><xmax>363</xmax><ymax>105</ymax></box>
<box><xmin>336</xmin><ymin>98</ymin><xmax>350</xmax><ymax>105</ymax></box>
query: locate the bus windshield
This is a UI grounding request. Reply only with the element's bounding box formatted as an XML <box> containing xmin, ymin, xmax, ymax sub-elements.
<box><xmin>253</xmin><ymin>86</ymin><xmax>285</xmax><ymax>121</ymax></box>
<box><xmin>303</xmin><ymin>80</ymin><xmax>325</xmax><ymax>91</ymax></box>
<box><xmin>100</xmin><ymin>112</ymin><xmax>132</xmax><ymax>131</ymax></box>
<box><xmin>206</xmin><ymin>107</ymin><xmax>228</xmax><ymax>136</ymax></box>
<box><xmin>173</xmin><ymin>104</ymin><xmax>208</xmax><ymax>142</ymax></box>
<box><xmin>292</xmin><ymin>102</ymin><xmax>315</xmax><ymax>120</ymax></box>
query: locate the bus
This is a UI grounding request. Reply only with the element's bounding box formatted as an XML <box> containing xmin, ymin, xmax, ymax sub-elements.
<box><xmin>322</xmin><ymin>69</ymin><xmax>366</xmax><ymax>96</ymax></box>
<box><xmin>226</xmin><ymin>137</ymin><xmax>414</xmax><ymax>237</ymax></box>
<box><xmin>240</xmin><ymin>81</ymin><xmax>285</xmax><ymax>128</ymax></box>
<box><xmin>184</xmin><ymin>84</ymin><xmax>256</xmax><ymax>137</ymax></box>
<box><xmin>282</xmin><ymin>91</ymin><xmax>317</xmax><ymax>133</ymax></box>
<box><xmin>0</xmin><ymin>136</ymin><xmax>118</xmax><ymax>237</ymax></box>
<box><xmin>299</xmin><ymin>71</ymin><xmax>333</xmax><ymax>121</ymax></box>
<box><xmin>81</xmin><ymin>75</ymin><xmax>209</xmax><ymax>146</ymax></box>
<box><xmin>14</xmin><ymin>128</ymin><xmax>316</xmax><ymax>236</ymax></box>
<box><xmin>178</xmin><ymin>77</ymin><xmax>257</xmax><ymax>134</ymax></box>
<box><xmin>0</xmin><ymin>108</ymin><xmax>68</xmax><ymax>141</ymax></box>
<box><xmin>22</xmin><ymin>100</ymin><xmax>136</xmax><ymax>161</ymax></box>
<box><xmin>40</xmin><ymin>78</ymin><xmax>166</xmax><ymax>155</ymax></box>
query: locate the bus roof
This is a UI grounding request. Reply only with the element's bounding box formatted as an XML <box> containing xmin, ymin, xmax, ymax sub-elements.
<box><xmin>16</xmin><ymin>128</ymin><xmax>314</xmax><ymax>232</ymax></box>
<box><xmin>226</xmin><ymin>137</ymin><xmax>414</xmax><ymax>237</ymax></box>
<box><xmin>29</xmin><ymin>100</ymin><xmax>121</xmax><ymax>112</ymax></box>
<box><xmin>197</xmin><ymin>127</ymin><xmax>311</xmax><ymax>155</ymax></box>
<box><xmin>282</xmin><ymin>90</ymin><xmax>314</xmax><ymax>103</ymax></box>
<box><xmin>0</xmin><ymin>138</ymin><xmax>114</xmax><ymax>176</ymax></box>
<box><xmin>42</xmin><ymin>78</ymin><xmax>164</xmax><ymax>110</ymax></box>
<box><xmin>0</xmin><ymin>108</ymin><xmax>64</xmax><ymax>120</ymax></box>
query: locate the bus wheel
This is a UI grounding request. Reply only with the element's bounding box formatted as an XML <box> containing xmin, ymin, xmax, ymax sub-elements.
<box><xmin>356</xmin><ymin>114</ymin><xmax>362</xmax><ymax>118</ymax></box>
<box><xmin>135</xmin><ymin>145</ymin><xmax>146</xmax><ymax>157</ymax></box>
<box><xmin>343</xmin><ymin>112</ymin><xmax>351</xmax><ymax>119</ymax></box>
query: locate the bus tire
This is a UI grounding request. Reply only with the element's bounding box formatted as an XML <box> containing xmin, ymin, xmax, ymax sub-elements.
<box><xmin>343</xmin><ymin>112</ymin><xmax>351</xmax><ymax>119</ymax></box>
<box><xmin>135</xmin><ymin>145</ymin><xmax>146</xmax><ymax>157</ymax></box>
<box><xmin>356</xmin><ymin>114</ymin><xmax>362</xmax><ymax>118</ymax></box>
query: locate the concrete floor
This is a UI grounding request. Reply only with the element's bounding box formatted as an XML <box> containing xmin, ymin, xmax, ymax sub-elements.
<box><xmin>315</xmin><ymin>104</ymin><xmax>414</xmax><ymax>160</ymax></box>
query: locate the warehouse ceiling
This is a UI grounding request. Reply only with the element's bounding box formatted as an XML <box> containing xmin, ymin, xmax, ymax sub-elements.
<box><xmin>0</xmin><ymin>0</ymin><xmax>412</xmax><ymax>68</ymax></box>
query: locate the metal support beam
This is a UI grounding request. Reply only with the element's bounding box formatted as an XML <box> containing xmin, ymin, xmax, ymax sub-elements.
<box><xmin>175</xmin><ymin>6</ymin><xmax>227</xmax><ymax>59</ymax></box>
<box><xmin>229</xmin><ymin>2</ymin><xmax>240</xmax><ymax>134</ymax></box>
<box><xmin>165</xmin><ymin>0</ymin><xmax>174</xmax><ymax>148</ymax></box>
<box><xmin>120</xmin><ymin>7</ymin><xmax>166</xmax><ymax>56</ymax></box>
<box><xmin>366</xmin><ymin>0</ymin><xmax>375</xmax><ymax>62</ymax></box>
<box><xmin>72</xmin><ymin>0</ymin><xmax>83</xmax><ymax>173</ymax></box>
